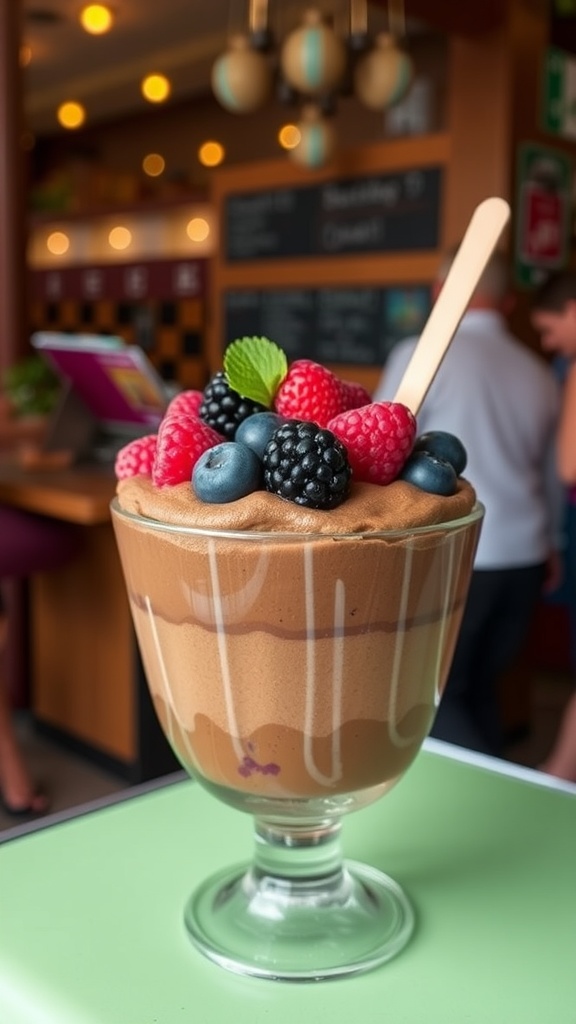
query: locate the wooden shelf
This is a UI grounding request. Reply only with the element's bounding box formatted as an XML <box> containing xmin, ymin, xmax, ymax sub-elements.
<box><xmin>28</xmin><ymin>189</ymin><xmax>210</xmax><ymax>226</ymax></box>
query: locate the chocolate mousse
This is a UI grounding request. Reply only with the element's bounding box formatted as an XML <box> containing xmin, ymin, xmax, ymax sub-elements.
<box><xmin>113</xmin><ymin>475</ymin><xmax>480</xmax><ymax>803</ymax></box>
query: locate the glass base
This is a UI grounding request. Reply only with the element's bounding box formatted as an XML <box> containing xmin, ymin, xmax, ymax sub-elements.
<box><xmin>184</xmin><ymin>853</ymin><xmax>415</xmax><ymax>981</ymax></box>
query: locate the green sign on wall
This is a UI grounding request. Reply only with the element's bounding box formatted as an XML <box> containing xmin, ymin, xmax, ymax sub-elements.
<box><xmin>542</xmin><ymin>47</ymin><xmax>576</xmax><ymax>139</ymax></box>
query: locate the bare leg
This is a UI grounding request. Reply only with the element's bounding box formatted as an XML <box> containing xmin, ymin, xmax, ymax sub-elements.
<box><xmin>0</xmin><ymin>614</ymin><xmax>48</xmax><ymax>813</ymax></box>
<box><xmin>539</xmin><ymin>690</ymin><xmax>576</xmax><ymax>783</ymax></box>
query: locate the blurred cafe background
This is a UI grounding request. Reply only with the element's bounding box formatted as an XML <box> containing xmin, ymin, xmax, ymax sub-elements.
<box><xmin>1</xmin><ymin>0</ymin><xmax>575</xmax><ymax>825</ymax></box>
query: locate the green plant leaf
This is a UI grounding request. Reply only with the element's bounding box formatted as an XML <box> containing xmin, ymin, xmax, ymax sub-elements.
<box><xmin>3</xmin><ymin>356</ymin><xmax>61</xmax><ymax>416</ymax></box>
<box><xmin>224</xmin><ymin>336</ymin><xmax>288</xmax><ymax>406</ymax></box>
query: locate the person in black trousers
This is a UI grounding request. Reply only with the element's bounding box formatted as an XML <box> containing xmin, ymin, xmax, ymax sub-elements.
<box><xmin>0</xmin><ymin>506</ymin><xmax>80</xmax><ymax>817</ymax></box>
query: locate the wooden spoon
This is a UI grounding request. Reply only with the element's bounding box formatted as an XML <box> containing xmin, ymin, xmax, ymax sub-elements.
<box><xmin>393</xmin><ymin>196</ymin><xmax>511</xmax><ymax>416</ymax></box>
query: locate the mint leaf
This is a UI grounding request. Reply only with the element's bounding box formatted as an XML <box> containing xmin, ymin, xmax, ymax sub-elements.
<box><xmin>224</xmin><ymin>336</ymin><xmax>288</xmax><ymax>407</ymax></box>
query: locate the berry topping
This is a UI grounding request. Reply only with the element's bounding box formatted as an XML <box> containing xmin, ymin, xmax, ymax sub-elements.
<box><xmin>115</xmin><ymin>434</ymin><xmax>157</xmax><ymax>480</ymax></box>
<box><xmin>166</xmin><ymin>389</ymin><xmax>204</xmax><ymax>420</ymax></box>
<box><xmin>199</xmin><ymin>371</ymin><xmax>268</xmax><ymax>439</ymax></box>
<box><xmin>263</xmin><ymin>420</ymin><xmax>351</xmax><ymax>509</ymax></box>
<box><xmin>115</xmin><ymin>330</ymin><xmax>464</xmax><ymax>512</ymax></box>
<box><xmin>339</xmin><ymin>379</ymin><xmax>372</xmax><ymax>412</ymax></box>
<box><xmin>400</xmin><ymin>451</ymin><xmax>458</xmax><ymax>496</ymax></box>
<box><xmin>274</xmin><ymin>359</ymin><xmax>346</xmax><ymax>427</ymax></box>
<box><xmin>152</xmin><ymin>413</ymin><xmax>221</xmax><ymax>486</ymax></box>
<box><xmin>235</xmin><ymin>411</ymin><xmax>288</xmax><ymax>460</ymax></box>
<box><xmin>412</xmin><ymin>430</ymin><xmax>467</xmax><ymax>476</ymax></box>
<box><xmin>193</xmin><ymin>442</ymin><xmax>263</xmax><ymax>503</ymax></box>
<box><xmin>328</xmin><ymin>401</ymin><xmax>416</xmax><ymax>485</ymax></box>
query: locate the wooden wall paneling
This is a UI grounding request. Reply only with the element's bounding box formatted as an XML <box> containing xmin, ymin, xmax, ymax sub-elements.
<box><xmin>0</xmin><ymin>0</ymin><xmax>27</xmax><ymax>372</ymax></box>
<box><xmin>508</xmin><ymin>0</ymin><xmax>550</xmax><ymax>145</ymax></box>
<box><xmin>443</xmin><ymin>30</ymin><xmax>513</xmax><ymax>250</ymax></box>
<box><xmin>401</xmin><ymin>0</ymin><xmax>505</xmax><ymax>36</ymax></box>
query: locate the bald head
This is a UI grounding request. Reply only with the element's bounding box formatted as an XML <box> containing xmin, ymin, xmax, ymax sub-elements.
<box><xmin>435</xmin><ymin>247</ymin><xmax>511</xmax><ymax>309</ymax></box>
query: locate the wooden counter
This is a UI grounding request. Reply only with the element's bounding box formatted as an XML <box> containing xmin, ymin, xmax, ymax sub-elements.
<box><xmin>0</xmin><ymin>461</ymin><xmax>114</xmax><ymax>524</ymax></box>
<box><xmin>0</xmin><ymin>459</ymin><xmax>178</xmax><ymax>781</ymax></box>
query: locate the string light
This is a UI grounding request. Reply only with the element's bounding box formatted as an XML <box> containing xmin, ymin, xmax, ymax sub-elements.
<box><xmin>57</xmin><ymin>101</ymin><xmax>86</xmax><ymax>129</ymax></box>
<box><xmin>141</xmin><ymin>74</ymin><xmax>171</xmax><ymax>103</ymax></box>
<box><xmin>142</xmin><ymin>153</ymin><xmax>165</xmax><ymax>177</ymax></box>
<box><xmin>108</xmin><ymin>226</ymin><xmax>132</xmax><ymax>250</ymax></box>
<box><xmin>278</xmin><ymin>124</ymin><xmax>301</xmax><ymax>150</ymax></box>
<box><xmin>198</xmin><ymin>141</ymin><xmax>225</xmax><ymax>167</ymax></box>
<box><xmin>46</xmin><ymin>231</ymin><xmax>70</xmax><ymax>256</ymax></box>
<box><xmin>186</xmin><ymin>218</ymin><xmax>210</xmax><ymax>242</ymax></box>
<box><xmin>79</xmin><ymin>4</ymin><xmax>114</xmax><ymax>35</ymax></box>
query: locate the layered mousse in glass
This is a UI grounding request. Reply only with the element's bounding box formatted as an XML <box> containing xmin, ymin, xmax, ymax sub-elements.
<box><xmin>112</xmin><ymin>337</ymin><xmax>482</xmax><ymax>979</ymax></box>
<box><xmin>114</xmin><ymin>474</ymin><xmax>479</xmax><ymax>817</ymax></box>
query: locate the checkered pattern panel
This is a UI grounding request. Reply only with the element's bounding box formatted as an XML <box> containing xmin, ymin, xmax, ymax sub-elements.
<box><xmin>29</xmin><ymin>298</ymin><xmax>208</xmax><ymax>391</ymax></box>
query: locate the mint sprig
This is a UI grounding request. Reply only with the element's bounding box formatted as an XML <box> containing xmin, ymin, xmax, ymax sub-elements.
<box><xmin>224</xmin><ymin>336</ymin><xmax>288</xmax><ymax>407</ymax></box>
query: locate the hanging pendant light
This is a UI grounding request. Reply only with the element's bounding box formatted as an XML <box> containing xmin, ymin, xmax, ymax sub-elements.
<box><xmin>288</xmin><ymin>103</ymin><xmax>337</xmax><ymax>169</ymax></box>
<box><xmin>210</xmin><ymin>0</ymin><xmax>413</xmax><ymax>168</ymax></box>
<box><xmin>354</xmin><ymin>0</ymin><xmax>412</xmax><ymax>111</ymax></box>
<box><xmin>211</xmin><ymin>35</ymin><xmax>272</xmax><ymax>113</ymax></box>
<box><xmin>354</xmin><ymin>32</ymin><xmax>413</xmax><ymax>110</ymax></box>
<box><xmin>211</xmin><ymin>0</ymin><xmax>273</xmax><ymax>113</ymax></box>
<box><xmin>280</xmin><ymin>8</ymin><xmax>347</xmax><ymax>97</ymax></box>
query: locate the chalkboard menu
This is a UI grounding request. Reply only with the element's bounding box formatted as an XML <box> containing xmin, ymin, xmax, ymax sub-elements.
<box><xmin>225</xmin><ymin>167</ymin><xmax>442</xmax><ymax>261</ymax></box>
<box><xmin>224</xmin><ymin>285</ymin><xmax>431</xmax><ymax>366</ymax></box>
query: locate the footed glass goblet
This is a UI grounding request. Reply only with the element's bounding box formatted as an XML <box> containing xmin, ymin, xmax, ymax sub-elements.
<box><xmin>112</xmin><ymin>499</ymin><xmax>482</xmax><ymax>981</ymax></box>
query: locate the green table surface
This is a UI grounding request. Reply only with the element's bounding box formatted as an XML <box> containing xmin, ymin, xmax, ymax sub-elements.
<box><xmin>1</xmin><ymin>742</ymin><xmax>575</xmax><ymax>1024</ymax></box>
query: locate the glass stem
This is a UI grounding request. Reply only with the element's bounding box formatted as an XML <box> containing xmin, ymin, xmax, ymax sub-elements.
<box><xmin>253</xmin><ymin>819</ymin><xmax>344</xmax><ymax>880</ymax></box>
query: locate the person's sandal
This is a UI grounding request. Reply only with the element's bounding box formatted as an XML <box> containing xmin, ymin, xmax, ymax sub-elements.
<box><xmin>0</xmin><ymin>789</ymin><xmax>50</xmax><ymax>819</ymax></box>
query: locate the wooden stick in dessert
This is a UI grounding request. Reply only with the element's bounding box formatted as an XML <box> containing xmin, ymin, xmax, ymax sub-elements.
<box><xmin>393</xmin><ymin>196</ymin><xmax>511</xmax><ymax>416</ymax></box>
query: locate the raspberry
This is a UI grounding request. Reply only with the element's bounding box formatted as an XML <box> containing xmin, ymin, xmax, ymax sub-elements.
<box><xmin>274</xmin><ymin>360</ymin><xmax>346</xmax><ymax>427</ymax></box>
<box><xmin>152</xmin><ymin>413</ymin><xmax>221</xmax><ymax>486</ymax></box>
<box><xmin>115</xmin><ymin>435</ymin><xmax>157</xmax><ymax>480</ymax></box>
<box><xmin>166</xmin><ymin>389</ymin><xmax>204</xmax><ymax>420</ymax></box>
<box><xmin>200</xmin><ymin>371</ymin><xmax>267</xmax><ymax>438</ymax></box>
<box><xmin>263</xmin><ymin>420</ymin><xmax>351</xmax><ymax>509</ymax></box>
<box><xmin>339</xmin><ymin>379</ymin><xmax>372</xmax><ymax>412</ymax></box>
<box><xmin>328</xmin><ymin>402</ymin><xmax>416</xmax><ymax>485</ymax></box>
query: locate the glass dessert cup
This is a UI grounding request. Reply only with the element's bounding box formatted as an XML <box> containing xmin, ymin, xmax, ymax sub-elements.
<box><xmin>112</xmin><ymin>499</ymin><xmax>483</xmax><ymax>981</ymax></box>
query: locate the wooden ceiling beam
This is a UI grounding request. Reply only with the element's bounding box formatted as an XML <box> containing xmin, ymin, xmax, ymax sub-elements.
<box><xmin>370</xmin><ymin>0</ymin><xmax>506</xmax><ymax>36</ymax></box>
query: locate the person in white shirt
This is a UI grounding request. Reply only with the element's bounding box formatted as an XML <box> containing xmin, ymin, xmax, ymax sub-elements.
<box><xmin>374</xmin><ymin>249</ymin><xmax>561</xmax><ymax>756</ymax></box>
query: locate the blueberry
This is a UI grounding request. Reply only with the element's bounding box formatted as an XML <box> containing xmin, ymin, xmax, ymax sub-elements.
<box><xmin>235</xmin><ymin>412</ymin><xmax>288</xmax><ymax>460</ymax></box>
<box><xmin>192</xmin><ymin>442</ymin><xmax>262</xmax><ymax>503</ymax></box>
<box><xmin>413</xmin><ymin>431</ymin><xmax>467</xmax><ymax>476</ymax></box>
<box><xmin>400</xmin><ymin>451</ymin><xmax>458</xmax><ymax>496</ymax></box>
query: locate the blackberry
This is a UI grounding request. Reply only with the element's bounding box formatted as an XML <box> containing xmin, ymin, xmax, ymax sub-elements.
<box><xmin>263</xmin><ymin>420</ymin><xmax>351</xmax><ymax>510</ymax></box>
<box><xmin>199</xmin><ymin>371</ymin><xmax>267</xmax><ymax>439</ymax></box>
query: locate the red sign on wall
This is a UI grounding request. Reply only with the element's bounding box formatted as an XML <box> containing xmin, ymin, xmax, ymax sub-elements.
<box><xmin>515</xmin><ymin>141</ymin><xmax>572</xmax><ymax>287</ymax></box>
<box><xmin>520</xmin><ymin>188</ymin><xmax>564</xmax><ymax>261</ymax></box>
